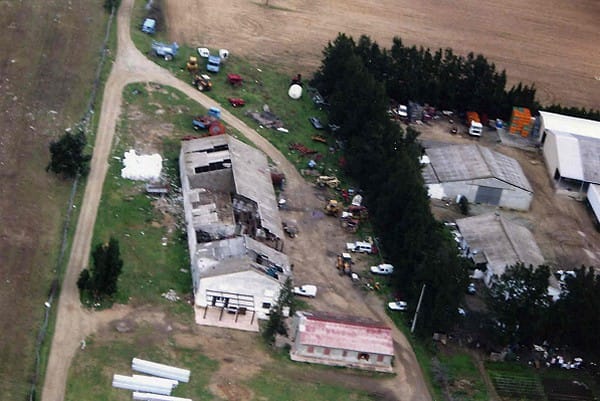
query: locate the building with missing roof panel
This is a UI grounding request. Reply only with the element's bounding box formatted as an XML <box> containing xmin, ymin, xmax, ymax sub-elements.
<box><xmin>179</xmin><ymin>135</ymin><xmax>289</xmax><ymax>330</ymax></box>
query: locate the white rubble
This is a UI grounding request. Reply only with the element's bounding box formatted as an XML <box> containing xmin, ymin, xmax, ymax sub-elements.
<box><xmin>121</xmin><ymin>149</ymin><xmax>163</xmax><ymax>181</ymax></box>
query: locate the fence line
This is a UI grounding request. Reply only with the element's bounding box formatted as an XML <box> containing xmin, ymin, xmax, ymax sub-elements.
<box><xmin>28</xmin><ymin>5</ymin><xmax>117</xmax><ymax>401</ymax></box>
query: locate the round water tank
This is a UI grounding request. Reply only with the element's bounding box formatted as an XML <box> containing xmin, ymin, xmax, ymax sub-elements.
<box><xmin>288</xmin><ymin>84</ymin><xmax>302</xmax><ymax>99</ymax></box>
<box><xmin>219</xmin><ymin>49</ymin><xmax>229</xmax><ymax>61</ymax></box>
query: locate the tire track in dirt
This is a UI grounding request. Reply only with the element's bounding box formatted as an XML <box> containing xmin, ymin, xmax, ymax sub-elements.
<box><xmin>42</xmin><ymin>0</ymin><xmax>431</xmax><ymax>400</ymax></box>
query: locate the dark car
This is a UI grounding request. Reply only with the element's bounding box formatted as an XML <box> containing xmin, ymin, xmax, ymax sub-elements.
<box><xmin>308</xmin><ymin>117</ymin><xmax>324</xmax><ymax>130</ymax></box>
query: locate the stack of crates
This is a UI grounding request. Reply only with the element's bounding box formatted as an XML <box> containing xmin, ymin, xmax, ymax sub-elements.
<box><xmin>509</xmin><ymin>107</ymin><xmax>533</xmax><ymax>137</ymax></box>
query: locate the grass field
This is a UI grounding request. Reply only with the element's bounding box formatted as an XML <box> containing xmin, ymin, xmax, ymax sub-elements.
<box><xmin>0</xmin><ymin>2</ymin><xmax>111</xmax><ymax>399</ymax></box>
<box><xmin>131</xmin><ymin>0</ymin><xmax>345</xmax><ymax>181</ymax></box>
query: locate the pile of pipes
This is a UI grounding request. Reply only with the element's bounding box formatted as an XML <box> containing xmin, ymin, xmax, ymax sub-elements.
<box><xmin>112</xmin><ymin>358</ymin><xmax>192</xmax><ymax>401</ymax></box>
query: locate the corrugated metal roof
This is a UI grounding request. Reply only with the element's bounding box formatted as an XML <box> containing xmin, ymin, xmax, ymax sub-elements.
<box><xmin>228</xmin><ymin>138</ymin><xmax>283</xmax><ymax>239</ymax></box>
<box><xmin>540</xmin><ymin>111</ymin><xmax>600</xmax><ymax>140</ymax></box>
<box><xmin>426</xmin><ymin>144</ymin><xmax>532</xmax><ymax>192</ymax></box>
<box><xmin>296</xmin><ymin>311</ymin><xmax>394</xmax><ymax>356</ymax></box>
<box><xmin>456</xmin><ymin>213</ymin><xmax>544</xmax><ymax>279</ymax></box>
<box><xmin>548</xmin><ymin>132</ymin><xmax>600</xmax><ymax>184</ymax></box>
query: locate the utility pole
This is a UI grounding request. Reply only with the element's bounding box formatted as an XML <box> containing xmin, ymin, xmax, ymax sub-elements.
<box><xmin>411</xmin><ymin>283</ymin><xmax>426</xmax><ymax>333</ymax></box>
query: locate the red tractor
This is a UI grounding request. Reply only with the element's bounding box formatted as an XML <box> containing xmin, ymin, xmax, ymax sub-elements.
<box><xmin>228</xmin><ymin>97</ymin><xmax>246</xmax><ymax>107</ymax></box>
<box><xmin>227</xmin><ymin>73</ymin><xmax>243</xmax><ymax>86</ymax></box>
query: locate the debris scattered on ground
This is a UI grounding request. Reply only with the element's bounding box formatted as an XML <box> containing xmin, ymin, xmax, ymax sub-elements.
<box><xmin>245</xmin><ymin>108</ymin><xmax>283</xmax><ymax>129</ymax></box>
<box><xmin>161</xmin><ymin>289</ymin><xmax>180</xmax><ymax>302</ymax></box>
<box><xmin>289</xmin><ymin>142</ymin><xmax>317</xmax><ymax>155</ymax></box>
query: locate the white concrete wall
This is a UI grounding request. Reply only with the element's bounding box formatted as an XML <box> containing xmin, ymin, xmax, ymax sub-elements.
<box><xmin>542</xmin><ymin>131</ymin><xmax>560</xmax><ymax>179</ymax></box>
<box><xmin>587</xmin><ymin>184</ymin><xmax>600</xmax><ymax>225</ymax></box>
<box><xmin>179</xmin><ymin>154</ymin><xmax>200</xmax><ymax>291</ymax></box>
<box><xmin>196</xmin><ymin>270</ymin><xmax>280</xmax><ymax>320</ymax></box>
<box><xmin>441</xmin><ymin>178</ymin><xmax>532</xmax><ymax>210</ymax></box>
<box><xmin>291</xmin><ymin>343</ymin><xmax>393</xmax><ymax>372</ymax></box>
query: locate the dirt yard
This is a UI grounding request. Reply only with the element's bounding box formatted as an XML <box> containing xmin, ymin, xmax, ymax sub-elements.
<box><xmin>416</xmin><ymin>119</ymin><xmax>600</xmax><ymax>270</ymax></box>
<box><xmin>165</xmin><ymin>0</ymin><xmax>600</xmax><ymax>109</ymax></box>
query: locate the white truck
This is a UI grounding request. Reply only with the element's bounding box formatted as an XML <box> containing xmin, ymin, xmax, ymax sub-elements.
<box><xmin>346</xmin><ymin>241</ymin><xmax>373</xmax><ymax>254</ymax></box>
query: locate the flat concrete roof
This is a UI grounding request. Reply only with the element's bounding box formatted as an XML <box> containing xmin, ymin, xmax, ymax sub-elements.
<box><xmin>194</xmin><ymin>236</ymin><xmax>289</xmax><ymax>281</ymax></box>
<box><xmin>180</xmin><ymin>135</ymin><xmax>231</xmax><ymax>175</ymax></box>
<box><xmin>426</xmin><ymin>144</ymin><xmax>532</xmax><ymax>192</ymax></box>
<box><xmin>190</xmin><ymin>189</ymin><xmax>235</xmax><ymax>228</ymax></box>
<box><xmin>456</xmin><ymin>213</ymin><xmax>544</xmax><ymax>278</ymax></box>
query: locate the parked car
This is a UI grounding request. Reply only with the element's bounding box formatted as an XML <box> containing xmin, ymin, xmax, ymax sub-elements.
<box><xmin>308</xmin><ymin>116</ymin><xmax>324</xmax><ymax>130</ymax></box>
<box><xmin>293</xmin><ymin>284</ymin><xmax>317</xmax><ymax>298</ymax></box>
<box><xmin>346</xmin><ymin>241</ymin><xmax>373</xmax><ymax>254</ymax></box>
<box><xmin>388</xmin><ymin>301</ymin><xmax>408</xmax><ymax>311</ymax></box>
<box><xmin>458</xmin><ymin>307</ymin><xmax>467</xmax><ymax>316</ymax></box>
<box><xmin>467</xmin><ymin>283</ymin><xmax>476</xmax><ymax>295</ymax></box>
<box><xmin>370</xmin><ymin>263</ymin><xmax>394</xmax><ymax>275</ymax></box>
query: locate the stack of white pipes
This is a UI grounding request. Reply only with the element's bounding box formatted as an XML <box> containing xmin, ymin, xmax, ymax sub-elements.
<box><xmin>131</xmin><ymin>358</ymin><xmax>191</xmax><ymax>383</ymax></box>
<box><xmin>112</xmin><ymin>374</ymin><xmax>173</xmax><ymax>395</ymax></box>
<box><xmin>132</xmin><ymin>392</ymin><xmax>193</xmax><ymax>401</ymax></box>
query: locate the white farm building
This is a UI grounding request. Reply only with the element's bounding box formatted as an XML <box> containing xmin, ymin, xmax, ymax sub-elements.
<box><xmin>537</xmin><ymin>111</ymin><xmax>600</xmax><ymax>193</ymax></box>
<box><xmin>179</xmin><ymin>135</ymin><xmax>289</xmax><ymax>331</ymax></box>
<box><xmin>422</xmin><ymin>144</ymin><xmax>533</xmax><ymax>210</ymax></box>
<box><xmin>536</xmin><ymin>111</ymin><xmax>600</xmax><ymax>226</ymax></box>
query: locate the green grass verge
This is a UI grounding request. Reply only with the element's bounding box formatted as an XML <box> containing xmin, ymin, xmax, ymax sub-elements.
<box><xmin>130</xmin><ymin>0</ymin><xmax>349</xmax><ymax>186</ymax></box>
<box><xmin>438</xmin><ymin>353</ymin><xmax>488</xmax><ymax>401</ymax></box>
<box><xmin>65</xmin><ymin>329</ymin><xmax>217</xmax><ymax>401</ymax></box>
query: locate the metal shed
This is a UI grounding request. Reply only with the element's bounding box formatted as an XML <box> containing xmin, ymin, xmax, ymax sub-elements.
<box><xmin>424</xmin><ymin>144</ymin><xmax>533</xmax><ymax>210</ymax></box>
<box><xmin>456</xmin><ymin>213</ymin><xmax>545</xmax><ymax>286</ymax></box>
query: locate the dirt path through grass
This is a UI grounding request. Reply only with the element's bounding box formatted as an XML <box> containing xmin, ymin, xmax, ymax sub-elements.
<box><xmin>42</xmin><ymin>0</ymin><xmax>430</xmax><ymax>400</ymax></box>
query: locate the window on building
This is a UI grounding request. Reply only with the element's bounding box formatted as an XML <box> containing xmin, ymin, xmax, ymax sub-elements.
<box><xmin>377</xmin><ymin>354</ymin><xmax>384</xmax><ymax>362</ymax></box>
<box><xmin>358</xmin><ymin>353</ymin><xmax>370</xmax><ymax>361</ymax></box>
<box><xmin>307</xmin><ymin>346</ymin><xmax>314</xmax><ymax>353</ymax></box>
<box><xmin>261</xmin><ymin>302</ymin><xmax>271</xmax><ymax>310</ymax></box>
<box><xmin>342</xmin><ymin>350</ymin><xmax>347</xmax><ymax>357</ymax></box>
<box><xmin>323</xmin><ymin>348</ymin><xmax>330</xmax><ymax>355</ymax></box>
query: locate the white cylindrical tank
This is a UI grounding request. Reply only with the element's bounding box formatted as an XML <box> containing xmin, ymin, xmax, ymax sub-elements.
<box><xmin>288</xmin><ymin>84</ymin><xmax>302</xmax><ymax>99</ymax></box>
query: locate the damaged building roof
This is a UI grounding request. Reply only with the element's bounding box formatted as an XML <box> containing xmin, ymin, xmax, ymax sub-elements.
<box><xmin>227</xmin><ymin>138</ymin><xmax>283</xmax><ymax>239</ymax></box>
<box><xmin>194</xmin><ymin>236</ymin><xmax>290</xmax><ymax>281</ymax></box>
<box><xmin>181</xmin><ymin>135</ymin><xmax>283</xmax><ymax>239</ymax></box>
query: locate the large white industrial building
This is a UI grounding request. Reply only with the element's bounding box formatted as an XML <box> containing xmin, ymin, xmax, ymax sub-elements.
<box><xmin>536</xmin><ymin>111</ymin><xmax>600</xmax><ymax>225</ymax></box>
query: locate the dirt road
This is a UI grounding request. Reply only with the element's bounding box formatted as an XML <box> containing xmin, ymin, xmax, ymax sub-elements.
<box><xmin>42</xmin><ymin>0</ymin><xmax>430</xmax><ymax>400</ymax></box>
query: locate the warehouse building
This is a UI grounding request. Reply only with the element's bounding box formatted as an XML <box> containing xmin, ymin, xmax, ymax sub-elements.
<box><xmin>455</xmin><ymin>213</ymin><xmax>545</xmax><ymax>286</ymax></box>
<box><xmin>536</xmin><ymin>111</ymin><xmax>600</xmax><ymax>194</ymax></box>
<box><xmin>422</xmin><ymin>144</ymin><xmax>533</xmax><ymax>210</ymax></box>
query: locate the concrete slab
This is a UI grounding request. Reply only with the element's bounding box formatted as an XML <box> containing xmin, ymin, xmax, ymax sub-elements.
<box><xmin>194</xmin><ymin>306</ymin><xmax>259</xmax><ymax>332</ymax></box>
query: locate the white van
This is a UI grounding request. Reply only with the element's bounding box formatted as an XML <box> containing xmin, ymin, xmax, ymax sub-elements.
<box><xmin>346</xmin><ymin>241</ymin><xmax>373</xmax><ymax>254</ymax></box>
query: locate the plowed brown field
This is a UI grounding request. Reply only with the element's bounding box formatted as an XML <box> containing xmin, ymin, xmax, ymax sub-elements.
<box><xmin>165</xmin><ymin>0</ymin><xmax>600</xmax><ymax>109</ymax></box>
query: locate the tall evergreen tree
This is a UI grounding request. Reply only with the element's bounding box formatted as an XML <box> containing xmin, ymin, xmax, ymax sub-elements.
<box><xmin>486</xmin><ymin>263</ymin><xmax>551</xmax><ymax>344</ymax></box>
<box><xmin>552</xmin><ymin>266</ymin><xmax>600</xmax><ymax>357</ymax></box>
<box><xmin>47</xmin><ymin>128</ymin><xmax>91</xmax><ymax>178</ymax></box>
<box><xmin>77</xmin><ymin>237</ymin><xmax>124</xmax><ymax>302</ymax></box>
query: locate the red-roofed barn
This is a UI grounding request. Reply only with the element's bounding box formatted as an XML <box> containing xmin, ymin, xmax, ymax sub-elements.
<box><xmin>290</xmin><ymin>311</ymin><xmax>395</xmax><ymax>372</ymax></box>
